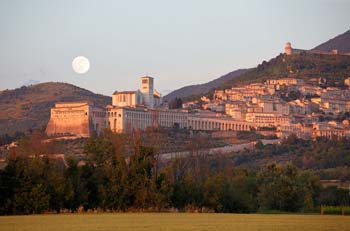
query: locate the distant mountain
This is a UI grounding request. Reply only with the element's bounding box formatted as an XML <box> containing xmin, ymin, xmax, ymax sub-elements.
<box><xmin>312</xmin><ymin>30</ymin><xmax>350</xmax><ymax>53</ymax></box>
<box><xmin>0</xmin><ymin>82</ymin><xmax>111</xmax><ymax>136</ymax></box>
<box><xmin>163</xmin><ymin>69</ymin><xmax>247</xmax><ymax>102</ymax></box>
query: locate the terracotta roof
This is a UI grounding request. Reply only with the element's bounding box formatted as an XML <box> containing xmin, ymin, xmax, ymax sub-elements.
<box><xmin>113</xmin><ymin>91</ymin><xmax>136</xmax><ymax>95</ymax></box>
<box><xmin>56</xmin><ymin>101</ymin><xmax>90</xmax><ymax>104</ymax></box>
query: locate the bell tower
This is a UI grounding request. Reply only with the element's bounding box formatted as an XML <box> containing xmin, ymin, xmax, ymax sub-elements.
<box><xmin>140</xmin><ymin>76</ymin><xmax>154</xmax><ymax>108</ymax></box>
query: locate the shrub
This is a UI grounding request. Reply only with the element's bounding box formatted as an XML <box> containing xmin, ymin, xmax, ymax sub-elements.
<box><xmin>322</xmin><ymin>206</ymin><xmax>350</xmax><ymax>215</ymax></box>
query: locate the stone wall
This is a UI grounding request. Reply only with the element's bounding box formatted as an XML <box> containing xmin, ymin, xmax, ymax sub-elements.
<box><xmin>46</xmin><ymin>102</ymin><xmax>92</xmax><ymax>137</ymax></box>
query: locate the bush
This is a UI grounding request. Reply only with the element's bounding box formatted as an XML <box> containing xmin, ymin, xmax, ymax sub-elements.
<box><xmin>322</xmin><ymin>206</ymin><xmax>350</xmax><ymax>215</ymax></box>
<box><xmin>343</xmin><ymin>206</ymin><xmax>350</xmax><ymax>215</ymax></box>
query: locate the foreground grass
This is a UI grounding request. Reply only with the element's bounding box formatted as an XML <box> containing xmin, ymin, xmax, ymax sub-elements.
<box><xmin>0</xmin><ymin>213</ymin><xmax>350</xmax><ymax>231</ymax></box>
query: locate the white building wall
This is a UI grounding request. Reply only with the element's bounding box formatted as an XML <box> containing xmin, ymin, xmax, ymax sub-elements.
<box><xmin>140</xmin><ymin>76</ymin><xmax>154</xmax><ymax>108</ymax></box>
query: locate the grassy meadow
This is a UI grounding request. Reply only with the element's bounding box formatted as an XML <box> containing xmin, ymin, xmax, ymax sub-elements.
<box><xmin>0</xmin><ymin>213</ymin><xmax>350</xmax><ymax>231</ymax></box>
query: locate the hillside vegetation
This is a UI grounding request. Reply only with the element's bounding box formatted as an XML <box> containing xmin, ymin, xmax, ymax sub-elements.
<box><xmin>233</xmin><ymin>135</ymin><xmax>350</xmax><ymax>180</ymax></box>
<box><xmin>179</xmin><ymin>52</ymin><xmax>350</xmax><ymax>102</ymax></box>
<box><xmin>220</xmin><ymin>53</ymin><xmax>350</xmax><ymax>89</ymax></box>
<box><xmin>0</xmin><ymin>82</ymin><xmax>111</xmax><ymax>136</ymax></box>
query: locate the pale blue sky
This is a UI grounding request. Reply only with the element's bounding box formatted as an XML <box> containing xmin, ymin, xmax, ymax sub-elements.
<box><xmin>0</xmin><ymin>0</ymin><xmax>349</xmax><ymax>95</ymax></box>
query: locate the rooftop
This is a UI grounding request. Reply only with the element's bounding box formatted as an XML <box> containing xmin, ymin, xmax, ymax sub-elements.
<box><xmin>112</xmin><ymin>91</ymin><xmax>137</xmax><ymax>95</ymax></box>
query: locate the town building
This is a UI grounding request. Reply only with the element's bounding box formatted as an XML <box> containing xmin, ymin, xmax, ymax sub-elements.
<box><xmin>320</xmin><ymin>89</ymin><xmax>350</xmax><ymax>113</ymax></box>
<box><xmin>46</xmin><ymin>72</ymin><xmax>350</xmax><ymax>140</ymax></box>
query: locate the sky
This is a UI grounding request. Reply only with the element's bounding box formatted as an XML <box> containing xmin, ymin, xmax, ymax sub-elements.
<box><xmin>0</xmin><ymin>0</ymin><xmax>349</xmax><ymax>96</ymax></box>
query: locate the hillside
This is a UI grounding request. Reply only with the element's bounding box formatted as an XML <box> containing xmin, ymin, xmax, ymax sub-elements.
<box><xmin>0</xmin><ymin>82</ymin><xmax>111</xmax><ymax>136</ymax></box>
<box><xmin>313</xmin><ymin>30</ymin><xmax>350</xmax><ymax>53</ymax></box>
<box><xmin>163</xmin><ymin>69</ymin><xmax>247</xmax><ymax>102</ymax></box>
<box><xmin>219</xmin><ymin>52</ymin><xmax>350</xmax><ymax>89</ymax></box>
<box><xmin>178</xmin><ymin>52</ymin><xmax>350</xmax><ymax>102</ymax></box>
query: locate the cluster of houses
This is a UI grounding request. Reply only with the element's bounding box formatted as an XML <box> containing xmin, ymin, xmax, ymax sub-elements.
<box><xmin>183</xmin><ymin>77</ymin><xmax>350</xmax><ymax>139</ymax></box>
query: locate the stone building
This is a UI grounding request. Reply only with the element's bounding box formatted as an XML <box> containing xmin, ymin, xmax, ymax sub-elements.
<box><xmin>265</xmin><ymin>78</ymin><xmax>304</xmax><ymax>86</ymax></box>
<box><xmin>284</xmin><ymin>42</ymin><xmax>350</xmax><ymax>56</ymax></box>
<box><xmin>140</xmin><ymin>76</ymin><xmax>155</xmax><ymax>108</ymax></box>
<box><xmin>344</xmin><ymin>77</ymin><xmax>350</xmax><ymax>87</ymax></box>
<box><xmin>112</xmin><ymin>90</ymin><xmax>142</xmax><ymax>107</ymax></box>
<box><xmin>46</xmin><ymin>102</ymin><xmax>105</xmax><ymax>137</ymax></box>
<box><xmin>320</xmin><ymin>90</ymin><xmax>350</xmax><ymax>113</ymax></box>
<box><xmin>105</xmin><ymin>106</ymin><xmax>188</xmax><ymax>133</ymax></box>
<box><xmin>112</xmin><ymin>76</ymin><xmax>162</xmax><ymax>108</ymax></box>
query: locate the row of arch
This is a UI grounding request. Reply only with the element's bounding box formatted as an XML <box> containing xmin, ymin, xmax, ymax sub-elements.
<box><xmin>106</xmin><ymin>111</ymin><xmax>122</xmax><ymax>118</ymax></box>
<box><xmin>318</xmin><ymin>130</ymin><xmax>345</xmax><ymax>138</ymax></box>
<box><xmin>188</xmin><ymin>119</ymin><xmax>253</xmax><ymax>131</ymax></box>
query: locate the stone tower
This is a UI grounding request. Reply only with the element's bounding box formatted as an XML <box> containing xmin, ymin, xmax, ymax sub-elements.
<box><xmin>140</xmin><ymin>76</ymin><xmax>154</xmax><ymax>108</ymax></box>
<box><xmin>285</xmin><ymin>42</ymin><xmax>292</xmax><ymax>55</ymax></box>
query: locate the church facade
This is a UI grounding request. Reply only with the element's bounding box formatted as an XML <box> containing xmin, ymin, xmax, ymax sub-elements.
<box><xmin>111</xmin><ymin>76</ymin><xmax>162</xmax><ymax>108</ymax></box>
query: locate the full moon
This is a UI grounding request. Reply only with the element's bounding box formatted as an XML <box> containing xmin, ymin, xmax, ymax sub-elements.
<box><xmin>72</xmin><ymin>56</ymin><xmax>90</xmax><ymax>74</ymax></box>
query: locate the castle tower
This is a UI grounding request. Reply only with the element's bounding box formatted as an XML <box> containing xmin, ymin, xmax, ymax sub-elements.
<box><xmin>285</xmin><ymin>42</ymin><xmax>292</xmax><ymax>55</ymax></box>
<box><xmin>140</xmin><ymin>76</ymin><xmax>154</xmax><ymax>108</ymax></box>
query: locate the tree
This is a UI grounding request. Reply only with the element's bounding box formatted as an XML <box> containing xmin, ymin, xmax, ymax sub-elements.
<box><xmin>64</xmin><ymin>156</ymin><xmax>85</xmax><ymax>212</ymax></box>
<box><xmin>42</xmin><ymin>157</ymin><xmax>65</xmax><ymax>213</ymax></box>
<box><xmin>257</xmin><ymin>164</ymin><xmax>320</xmax><ymax>212</ymax></box>
<box><xmin>319</xmin><ymin>186</ymin><xmax>350</xmax><ymax>206</ymax></box>
<box><xmin>1</xmin><ymin>157</ymin><xmax>52</xmax><ymax>214</ymax></box>
<box><xmin>28</xmin><ymin>183</ymin><xmax>50</xmax><ymax>214</ymax></box>
<box><xmin>128</xmin><ymin>145</ymin><xmax>157</xmax><ymax>209</ymax></box>
<box><xmin>169</xmin><ymin>97</ymin><xmax>183</xmax><ymax>109</ymax></box>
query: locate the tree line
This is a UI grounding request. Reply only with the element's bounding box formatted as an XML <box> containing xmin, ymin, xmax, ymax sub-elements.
<box><xmin>235</xmin><ymin>134</ymin><xmax>350</xmax><ymax>173</ymax></box>
<box><xmin>0</xmin><ymin>130</ymin><xmax>349</xmax><ymax>215</ymax></box>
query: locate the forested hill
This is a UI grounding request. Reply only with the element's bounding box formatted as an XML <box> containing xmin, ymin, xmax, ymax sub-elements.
<box><xmin>219</xmin><ymin>52</ymin><xmax>350</xmax><ymax>89</ymax></box>
<box><xmin>312</xmin><ymin>30</ymin><xmax>350</xmax><ymax>53</ymax></box>
<box><xmin>163</xmin><ymin>69</ymin><xmax>247</xmax><ymax>102</ymax></box>
<box><xmin>0</xmin><ymin>82</ymin><xmax>111</xmax><ymax>136</ymax></box>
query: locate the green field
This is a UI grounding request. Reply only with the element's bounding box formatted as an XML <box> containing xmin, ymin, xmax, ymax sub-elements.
<box><xmin>1</xmin><ymin>213</ymin><xmax>350</xmax><ymax>231</ymax></box>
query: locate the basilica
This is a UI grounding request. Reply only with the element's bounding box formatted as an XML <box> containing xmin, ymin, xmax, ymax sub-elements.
<box><xmin>45</xmin><ymin>76</ymin><xmax>254</xmax><ymax>137</ymax></box>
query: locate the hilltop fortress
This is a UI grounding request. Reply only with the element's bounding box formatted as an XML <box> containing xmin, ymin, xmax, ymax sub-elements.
<box><xmin>284</xmin><ymin>42</ymin><xmax>350</xmax><ymax>56</ymax></box>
